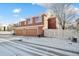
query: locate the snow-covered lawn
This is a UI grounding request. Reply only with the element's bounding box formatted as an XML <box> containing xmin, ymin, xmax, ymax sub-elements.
<box><xmin>0</xmin><ymin>35</ymin><xmax>79</xmax><ymax>56</ymax></box>
<box><xmin>22</xmin><ymin>37</ymin><xmax>79</xmax><ymax>53</ymax></box>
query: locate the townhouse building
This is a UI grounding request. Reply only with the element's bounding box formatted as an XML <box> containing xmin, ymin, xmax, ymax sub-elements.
<box><xmin>14</xmin><ymin>13</ymin><xmax>59</xmax><ymax>36</ymax></box>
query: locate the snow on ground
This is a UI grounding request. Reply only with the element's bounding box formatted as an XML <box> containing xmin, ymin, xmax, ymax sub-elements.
<box><xmin>0</xmin><ymin>31</ymin><xmax>13</xmax><ymax>34</ymax></box>
<box><xmin>0</xmin><ymin>35</ymin><xmax>79</xmax><ymax>56</ymax></box>
<box><xmin>21</xmin><ymin>37</ymin><xmax>79</xmax><ymax>52</ymax></box>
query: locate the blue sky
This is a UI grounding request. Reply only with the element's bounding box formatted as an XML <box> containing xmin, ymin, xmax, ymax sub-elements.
<box><xmin>73</xmin><ymin>3</ymin><xmax>79</xmax><ymax>8</ymax></box>
<box><xmin>0</xmin><ymin>3</ymin><xmax>46</xmax><ymax>24</ymax></box>
<box><xmin>0</xmin><ymin>3</ymin><xmax>79</xmax><ymax>25</ymax></box>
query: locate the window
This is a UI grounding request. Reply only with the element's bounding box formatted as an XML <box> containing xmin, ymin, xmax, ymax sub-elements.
<box><xmin>36</xmin><ymin>16</ymin><xmax>42</xmax><ymax>23</ymax></box>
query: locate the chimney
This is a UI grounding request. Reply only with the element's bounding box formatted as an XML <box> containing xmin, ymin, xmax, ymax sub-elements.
<box><xmin>20</xmin><ymin>21</ymin><xmax>25</xmax><ymax>26</ymax></box>
<box><xmin>41</xmin><ymin>14</ymin><xmax>47</xmax><ymax>25</ymax></box>
<box><xmin>32</xmin><ymin>16</ymin><xmax>36</xmax><ymax>25</ymax></box>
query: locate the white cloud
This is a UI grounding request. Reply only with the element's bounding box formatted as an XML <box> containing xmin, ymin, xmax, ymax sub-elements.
<box><xmin>13</xmin><ymin>8</ymin><xmax>21</xmax><ymax>14</ymax></box>
<box><xmin>12</xmin><ymin>8</ymin><xmax>22</xmax><ymax>18</ymax></box>
<box><xmin>67</xmin><ymin>6</ymin><xmax>79</xmax><ymax>14</ymax></box>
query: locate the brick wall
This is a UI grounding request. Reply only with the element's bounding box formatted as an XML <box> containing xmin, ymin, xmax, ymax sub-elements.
<box><xmin>32</xmin><ymin>17</ymin><xmax>36</xmax><ymax>25</ymax></box>
<box><xmin>19</xmin><ymin>20</ymin><xmax>28</xmax><ymax>27</ymax></box>
<box><xmin>14</xmin><ymin>26</ymin><xmax>43</xmax><ymax>36</ymax></box>
<box><xmin>14</xmin><ymin>14</ymin><xmax>57</xmax><ymax>36</ymax></box>
<box><xmin>18</xmin><ymin>15</ymin><xmax>44</xmax><ymax>27</ymax></box>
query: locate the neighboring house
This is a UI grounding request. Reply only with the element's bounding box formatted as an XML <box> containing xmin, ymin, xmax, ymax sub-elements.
<box><xmin>0</xmin><ymin>24</ymin><xmax>15</xmax><ymax>31</ymax></box>
<box><xmin>0</xmin><ymin>24</ymin><xmax>9</xmax><ymax>31</ymax></box>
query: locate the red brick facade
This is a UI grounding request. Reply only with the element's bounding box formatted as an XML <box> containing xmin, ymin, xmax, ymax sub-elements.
<box><xmin>14</xmin><ymin>14</ymin><xmax>56</xmax><ymax>36</ymax></box>
<box><xmin>19</xmin><ymin>20</ymin><xmax>28</xmax><ymax>27</ymax></box>
<box><xmin>14</xmin><ymin>26</ymin><xmax>43</xmax><ymax>36</ymax></box>
<box><xmin>32</xmin><ymin>17</ymin><xmax>36</xmax><ymax>25</ymax></box>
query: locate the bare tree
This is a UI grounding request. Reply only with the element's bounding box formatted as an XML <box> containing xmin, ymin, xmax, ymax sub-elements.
<box><xmin>38</xmin><ymin>3</ymin><xmax>77</xmax><ymax>29</ymax></box>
